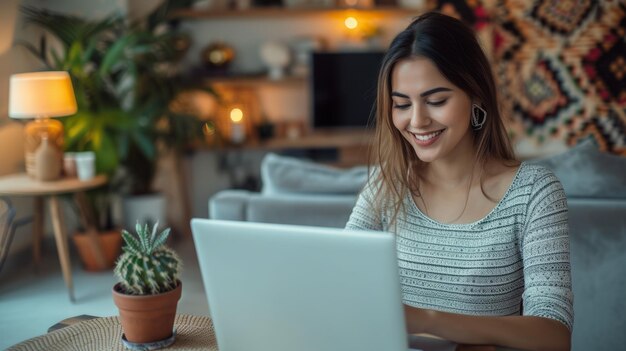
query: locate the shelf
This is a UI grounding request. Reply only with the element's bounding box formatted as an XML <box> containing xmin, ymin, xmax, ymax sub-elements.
<box><xmin>222</xmin><ymin>129</ymin><xmax>374</xmax><ymax>167</ymax></box>
<box><xmin>205</xmin><ymin>129</ymin><xmax>373</xmax><ymax>150</ymax></box>
<box><xmin>171</xmin><ymin>6</ymin><xmax>423</xmax><ymax>19</ymax></box>
<box><xmin>252</xmin><ymin>129</ymin><xmax>373</xmax><ymax>149</ymax></box>
<box><xmin>205</xmin><ymin>74</ymin><xmax>307</xmax><ymax>87</ymax></box>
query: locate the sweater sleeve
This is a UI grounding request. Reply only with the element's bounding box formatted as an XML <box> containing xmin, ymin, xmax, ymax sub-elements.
<box><xmin>345</xmin><ymin>180</ymin><xmax>383</xmax><ymax>231</ymax></box>
<box><xmin>520</xmin><ymin>167</ymin><xmax>574</xmax><ymax>331</ymax></box>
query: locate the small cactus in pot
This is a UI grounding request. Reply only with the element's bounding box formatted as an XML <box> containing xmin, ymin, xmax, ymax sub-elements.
<box><xmin>114</xmin><ymin>222</ymin><xmax>182</xmax><ymax>295</ymax></box>
<box><xmin>112</xmin><ymin>221</ymin><xmax>183</xmax><ymax>344</ymax></box>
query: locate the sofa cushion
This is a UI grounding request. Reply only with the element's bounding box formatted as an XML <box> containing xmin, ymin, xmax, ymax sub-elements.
<box><xmin>261</xmin><ymin>153</ymin><xmax>368</xmax><ymax>195</ymax></box>
<box><xmin>567</xmin><ymin>198</ymin><xmax>626</xmax><ymax>351</ymax></box>
<box><xmin>531</xmin><ymin>139</ymin><xmax>626</xmax><ymax>198</ymax></box>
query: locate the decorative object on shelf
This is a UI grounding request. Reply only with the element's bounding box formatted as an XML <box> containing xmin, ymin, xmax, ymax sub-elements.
<box><xmin>290</xmin><ymin>36</ymin><xmax>325</xmax><ymax>77</ymax></box>
<box><xmin>283</xmin><ymin>0</ymin><xmax>333</xmax><ymax>8</ymax></box>
<box><xmin>170</xmin><ymin>89</ymin><xmax>223</xmax><ymax>147</ymax></box>
<box><xmin>171</xmin><ymin>32</ymin><xmax>192</xmax><ymax>61</ymax></box>
<box><xmin>229</xmin><ymin>106</ymin><xmax>247</xmax><ymax>144</ymax></box>
<box><xmin>252</xmin><ymin>0</ymin><xmax>283</xmax><ymax>7</ymax></box>
<box><xmin>113</xmin><ymin>222</ymin><xmax>182</xmax><ymax>346</ymax></box>
<box><xmin>374</xmin><ymin>0</ymin><xmax>397</xmax><ymax>6</ymax></box>
<box><xmin>256</xmin><ymin>119</ymin><xmax>275</xmax><ymax>141</ymax></box>
<box><xmin>191</xmin><ymin>0</ymin><xmax>212</xmax><ymax>10</ymax></box>
<box><xmin>336</xmin><ymin>0</ymin><xmax>374</xmax><ymax>8</ymax></box>
<box><xmin>260</xmin><ymin>41</ymin><xmax>292</xmax><ymax>80</ymax></box>
<box><xmin>280</xmin><ymin>120</ymin><xmax>306</xmax><ymax>139</ymax></box>
<box><xmin>397</xmin><ymin>0</ymin><xmax>424</xmax><ymax>9</ymax></box>
<box><xmin>235</xmin><ymin>0</ymin><xmax>253</xmax><ymax>10</ymax></box>
<box><xmin>8</xmin><ymin>71</ymin><xmax>77</xmax><ymax>181</ymax></box>
<box><xmin>201</xmin><ymin>41</ymin><xmax>236</xmax><ymax>75</ymax></box>
<box><xmin>202</xmin><ymin>120</ymin><xmax>219</xmax><ymax>144</ymax></box>
<box><xmin>214</xmin><ymin>87</ymin><xmax>259</xmax><ymax>144</ymax></box>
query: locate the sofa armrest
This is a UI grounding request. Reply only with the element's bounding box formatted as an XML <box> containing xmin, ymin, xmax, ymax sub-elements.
<box><xmin>209</xmin><ymin>190</ymin><xmax>253</xmax><ymax>221</ymax></box>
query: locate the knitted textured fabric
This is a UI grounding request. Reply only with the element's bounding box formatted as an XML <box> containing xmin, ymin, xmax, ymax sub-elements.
<box><xmin>7</xmin><ymin>315</ymin><xmax>216</xmax><ymax>351</ymax></box>
<box><xmin>346</xmin><ymin>163</ymin><xmax>574</xmax><ymax>331</ymax></box>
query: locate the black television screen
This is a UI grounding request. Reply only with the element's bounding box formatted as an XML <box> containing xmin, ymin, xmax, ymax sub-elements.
<box><xmin>311</xmin><ymin>51</ymin><xmax>385</xmax><ymax>129</ymax></box>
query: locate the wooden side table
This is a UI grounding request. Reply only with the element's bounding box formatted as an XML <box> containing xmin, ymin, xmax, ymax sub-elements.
<box><xmin>0</xmin><ymin>173</ymin><xmax>107</xmax><ymax>302</ymax></box>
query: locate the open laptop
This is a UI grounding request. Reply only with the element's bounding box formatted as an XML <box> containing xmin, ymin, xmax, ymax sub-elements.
<box><xmin>191</xmin><ymin>219</ymin><xmax>410</xmax><ymax>351</ymax></box>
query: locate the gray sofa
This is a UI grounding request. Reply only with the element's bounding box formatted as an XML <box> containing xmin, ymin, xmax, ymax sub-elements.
<box><xmin>209</xmin><ymin>153</ymin><xmax>367</xmax><ymax>228</ymax></box>
<box><xmin>209</xmin><ymin>144</ymin><xmax>626</xmax><ymax>351</ymax></box>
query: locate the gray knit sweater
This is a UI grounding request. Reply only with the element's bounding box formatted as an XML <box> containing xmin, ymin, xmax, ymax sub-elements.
<box><xmin>345</xmin><ymin>163</ymin><xmax>574</xmax><ymax>330</ymax></box>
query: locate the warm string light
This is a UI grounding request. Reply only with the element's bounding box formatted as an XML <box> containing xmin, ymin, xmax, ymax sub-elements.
<box><xmin>344</xmin><ymin>16</ymin><xmax>358</xmax><ymax>30</ymax></box>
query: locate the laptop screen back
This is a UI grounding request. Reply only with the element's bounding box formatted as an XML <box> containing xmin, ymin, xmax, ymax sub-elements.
<box><xmin>191</xmin><ymin>219</ymin><xmax>408</xmax><ymax>351</ymax></box>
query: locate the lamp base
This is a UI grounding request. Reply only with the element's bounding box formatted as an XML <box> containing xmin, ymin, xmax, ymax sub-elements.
<box><xmin>24</xmin><ymin>118</ymin><xmax>64</xmax><ymax>180</ymax></box>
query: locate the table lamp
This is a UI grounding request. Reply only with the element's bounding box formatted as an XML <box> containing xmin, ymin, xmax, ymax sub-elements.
<box><xmin>9</xmin><ymin>71</ymin><xmax>77</xmax><ymax>180</ymax></box>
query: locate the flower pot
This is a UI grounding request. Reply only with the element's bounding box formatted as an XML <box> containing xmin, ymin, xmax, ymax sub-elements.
<box><xmin>112</xmin><ymin>281</ymin><xmax>182</xmax><ymax>344</ymax></box>
<box><xmin>72</xmin><ymin>229</ymin><xmax>122</xmax><ymax>271</ymax></box>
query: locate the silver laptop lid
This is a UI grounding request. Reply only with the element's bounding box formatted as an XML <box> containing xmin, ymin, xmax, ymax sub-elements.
<box><xmin>191</xmin><ymin>219</ymin><xmax>408</xmax><ymax>351</ymax></box>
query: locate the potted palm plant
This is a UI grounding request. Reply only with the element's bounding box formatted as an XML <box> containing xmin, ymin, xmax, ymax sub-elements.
<box><xmin>113</xmin><ymin>222</ymin><xmax>182</xmax><ymax>346</ymax></box>
<box><xmin>107</xmin><ymin>0</ymin><xmax>216</xmax><ymax>235</ymax></box>
<box><xmin>21</xmin><ymin>0</ymin><xmax>217</xmax><ymax>268</ymax></box>
<box><xmin>20</xmin><ymin>8</ymin><xmax>135</xmax><ymax>270</ymax></box>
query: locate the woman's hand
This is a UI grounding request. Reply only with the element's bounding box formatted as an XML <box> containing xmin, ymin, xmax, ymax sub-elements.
<box><xmin>405</xmin><ymin>305</ymin><xmax>498</xmax><ymax>351</ymax></box>
<box><xmin>403</xmin><ymin>303</ymin><xmax>570</xmax><ymax>351</ymax></box>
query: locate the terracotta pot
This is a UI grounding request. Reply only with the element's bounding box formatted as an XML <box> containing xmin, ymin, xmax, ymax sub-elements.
<box><xmin>112</xmin><ymin>281</ymin><xmax>182</xmax><ymax>343</ymax></box>
<box><xmin>72</xmin><ymin>229</ymin><xmax>121</xmax><ymax>271</ymax></box>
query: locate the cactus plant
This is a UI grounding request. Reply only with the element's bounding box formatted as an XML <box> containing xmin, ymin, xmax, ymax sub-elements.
<box><xmin>114</xmin><ymin>222</ymin><xmax>182</xmax><ymax>295</ymax></box>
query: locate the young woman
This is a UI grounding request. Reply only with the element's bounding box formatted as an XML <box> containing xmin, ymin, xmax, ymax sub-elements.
<box><xmin>346</xmin><ymin>12</ymin><xmax>573</xmax><ymax>351</ymax></box>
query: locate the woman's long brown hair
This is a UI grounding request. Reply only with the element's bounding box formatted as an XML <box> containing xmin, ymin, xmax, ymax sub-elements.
<box><xmin>369</xmin><ymin>12</ymin><xmax>518</xmax><ymax>226</ymax></box>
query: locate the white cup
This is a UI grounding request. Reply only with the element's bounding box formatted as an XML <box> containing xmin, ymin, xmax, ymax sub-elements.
<box><xmin>75</xmin><ymin>151</ymin><xmax>96</xmax><ymax>180</ymax></box>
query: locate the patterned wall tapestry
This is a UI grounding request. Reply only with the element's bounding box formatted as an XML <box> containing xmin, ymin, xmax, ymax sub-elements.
<box><xmin>438</xmin><ymin>0</ymin><xmax>626</xmax><ymax>155</ymax></box>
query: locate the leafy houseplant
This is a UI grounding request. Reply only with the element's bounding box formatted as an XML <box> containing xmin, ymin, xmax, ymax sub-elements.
<box><xmin>22</xmin><ymin>0</ymin><xmax>216</xmax><ymax>246</ymax></box>
<box><xmin>21</xmin><ymin>8</ymin><xmax>131</xmax><ymax>228</ymax></box>
<box><xmin>113</xmin><ymin>222</ymin><xmax>182</xmax><ymax>344</ymax></box>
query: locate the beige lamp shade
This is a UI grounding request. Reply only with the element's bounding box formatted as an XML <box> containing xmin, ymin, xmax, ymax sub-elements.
<box><xmin>9</xmin><ymin>71</ymin><xmax>77</xmax><ymax>118</ymax></box>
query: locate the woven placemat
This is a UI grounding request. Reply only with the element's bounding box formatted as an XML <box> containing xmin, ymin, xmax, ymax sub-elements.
<box><xmin>7</xmin><ymin>314</ymin><xmax>218</xmax><ymax>351</ymax></box>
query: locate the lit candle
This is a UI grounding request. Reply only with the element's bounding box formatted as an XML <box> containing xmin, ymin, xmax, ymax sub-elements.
<box><xmin>230</xmin><ymin>107</ymin><xmax>245</xmax><ymax>144</ymax></box>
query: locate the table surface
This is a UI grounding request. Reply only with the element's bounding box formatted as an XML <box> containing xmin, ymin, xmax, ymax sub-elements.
<box><xmin>6</xmin><ymin>313</ymin><xmax>522</xmax><ymax>351</ymax></box>
<box><xmin>7</xmin><ymin>314</ymin><xmax>217</xmax><ymax>351</ymax></box>
<box><xmin>0</xmin><ymin>173</ymin><xmax>107</xmax><ymax>195</ymax></box>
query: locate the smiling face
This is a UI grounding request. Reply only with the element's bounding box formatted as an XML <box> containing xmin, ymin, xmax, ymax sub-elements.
<box><xmin>391</xmin><ymin>57</ymin><xmax>475</xmax><ymax>164</ymax></box>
